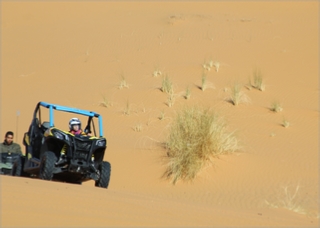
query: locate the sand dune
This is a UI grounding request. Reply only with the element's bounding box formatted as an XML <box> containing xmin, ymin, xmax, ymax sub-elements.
<box><xmin>1</xmin><ymin>1</ymin><xmax>318</xmax><ymax>227</ymax></box>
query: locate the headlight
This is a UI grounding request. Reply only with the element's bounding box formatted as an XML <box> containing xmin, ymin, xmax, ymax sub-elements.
<box><xmin>96</xmin><ymin>139</ymin><xmax>106</xmax><ymax>147</ymax></box>
<box><xmin>53</xmin><ymin>131</ymin><xmax>65</xmax><ymax>140</ymax></box>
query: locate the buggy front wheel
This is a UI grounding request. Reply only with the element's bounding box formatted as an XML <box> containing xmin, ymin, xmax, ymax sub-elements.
<box><xmin>39</xmin><ymin>151</ymin><xmax>57</xmax><ymax>180</ymax></box>
<box><xmin>95</xmin><ymin>161</ymin><xmax>111</xmax><ymax>188</ymax></box>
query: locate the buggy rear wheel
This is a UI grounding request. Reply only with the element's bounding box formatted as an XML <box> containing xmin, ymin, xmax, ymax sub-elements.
<box><xmin>39</xmin><ymin>151</ymin><xmax>57</xmax><ymax>180</ymax></box>
<box><xmin>95</xmin><ymin>161</ymin><xmax>111</xmax><ymax>188</ymax></box>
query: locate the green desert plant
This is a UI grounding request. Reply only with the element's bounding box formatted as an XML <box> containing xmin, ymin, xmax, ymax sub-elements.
<box><xmin>164</xmin><ymin>106</ymin><xmax>240</xmax><ymax>184</ymax></box>
<box><xmin>252</xmin><ymin>68</ymin><xmax>265</xmax><ymax>91</ymax></box>
<box><xmin>229</xmin><ymin>83</ymin><xmax>250</xmax><ymax>106</ymax></box>
<box><xmin>271</xmin><ymin>100</ymin><xmax>283</xmax><ymax>112</ymax></box>
<box><xmin>161</xmin><ymin>75</ymin><xmax>173</xmax><ymax>94</ymax></box>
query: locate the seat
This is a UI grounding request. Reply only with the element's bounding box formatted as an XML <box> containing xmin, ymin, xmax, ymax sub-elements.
<box><xmin>41</xmin><ymin>121</ymin><xmax>51</xmax><ymax>133</ymax></box>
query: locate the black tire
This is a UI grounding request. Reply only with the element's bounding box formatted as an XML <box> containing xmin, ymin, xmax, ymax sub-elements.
<box><xmin>11</xmin><ymin>156</ymin><xmax>22</xmax><ymax>176</ymax></box>
<box><xmin>39</xmin><ymin>151</ymin><xmax>57</xmax><ymax>180</ymax></box>
<box><xmin>95</xmin><ymin>161</ymin><xmax>111</xmax><ymax>188</ymax></box>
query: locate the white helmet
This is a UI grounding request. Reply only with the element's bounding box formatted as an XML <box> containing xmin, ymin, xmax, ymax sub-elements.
<box><xmin>69</xmin><ymin>117</ymin><xmax>81</xmax><ymax>130</ymax></box>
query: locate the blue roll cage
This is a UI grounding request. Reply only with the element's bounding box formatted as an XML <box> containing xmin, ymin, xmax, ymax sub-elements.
<box><xmin>38</xmin><ymin>101</ymin><xmax>104</xmax><ymax>137</ymax></box>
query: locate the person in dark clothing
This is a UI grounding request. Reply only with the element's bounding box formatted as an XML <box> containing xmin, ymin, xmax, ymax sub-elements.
<box><xmin>0</xmin><ymin>131</ymin><xmax>22</xmax><ymax>154</ymax></box>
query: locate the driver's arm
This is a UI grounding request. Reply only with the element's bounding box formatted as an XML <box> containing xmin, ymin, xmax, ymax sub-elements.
<box><xmin>81</xmin><ymin>131</ymin><xmax>92</xmax><ymax>136</ymax></box>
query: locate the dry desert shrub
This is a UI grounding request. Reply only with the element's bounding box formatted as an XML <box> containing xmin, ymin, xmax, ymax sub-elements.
<box><xmin>123</xmin><ymin>99</ymin><xmax>131</xmax><ymax>115</ymax></box>
<box><xmin>133</xmin><ymin>123</ymin><xmax>143</xmax><ymax>132</ymax></box>
<box><xmin>153</xmin><ymin>69</ymin><xmax>162</xmax><ymax>77</ymax></box>
<box><xmin>185</xmin><ymin>86</ymin><xmax>191</xmax><ymax>100</ymax></box>
<box><xmin>252</xmin><ymin>68</ymin><xmax>265</xmax><ymax>91</ymax></box>
<box><xmin>282</xmin><ymin>117</ymin><xmax>290</xmax><ymax>128</ymax></box>
<box><xmin>202</xmin><ymin>60</ymin><xmax>220</xmax><ymax>72</ymax></box>
<box><xmin>167</xmin><ymin>91</ymin><xmax>175</xmax><ymax>107</ymax></box>
<box><xmin>164</xmin><ymin>106</ymin><xmax>240</xmax><ymax>184</ymax></box>
<box><xmin>271</xmin><ymin>100</ymin><xmax>283</xmax><ymax>112</ymax></box>
<box><xmin>159</xmin><ymin>110</ymin><xmax>165</xmax><ymax>120</ymax></box>
<box><xmin>213</xmin><ymin>61</ymin><xmax>220</xmax><ymax>72</ymax></box>
<box><xmin>99</xmin><ymin>96</ymin><xmax>112</xmax><ymax>108</ymax></box>
<box><xmin>161</xmin><ymin>75</ymin><xmax>173</xmax><ymax>94</ymax></box>
<box><xmin>199</xmin><ymin>72</ymin><xmax>214</xmax><ymax>91</ymax></box>
<box><xmin>201</xmin><ymin>73</ymin><xmax>207</xmax><ymax>91</ymax></box>
<box><xmin>229</xmin><ymin>83</ymin><xmax>251</xmax><ymax>106</ymax></box>
<box><xmin>119</xmin><ymin>75</ymin><xmax>129</xmax><ymax>89</ymax></box>
<box><xmin>265</xmin><ymin>184</ymin><xmax>313</xmax><ymax>216</ymax></box>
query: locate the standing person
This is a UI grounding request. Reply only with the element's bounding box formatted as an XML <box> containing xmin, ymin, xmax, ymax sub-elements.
<box><xmin>0</xmin><ymin>131</ymin><xmax>22</xmax><ymax>154</ymax></box>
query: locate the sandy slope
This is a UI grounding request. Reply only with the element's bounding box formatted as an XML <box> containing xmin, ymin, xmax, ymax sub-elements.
<box><xmin>1</xmin><ymin>1</ymin><xmax>319</xmax><ymax>227</ymax></box>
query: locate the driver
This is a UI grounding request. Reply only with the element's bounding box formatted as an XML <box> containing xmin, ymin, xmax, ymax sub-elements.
<box><xmin>69</xmin><ymin>118</ymin><xmax>87</xmax><ymax>135</ymax></box>
<box><xmin>56</xmin><ymin>118</ymin><xmax>92</xmax><ymax>165</ymax></box>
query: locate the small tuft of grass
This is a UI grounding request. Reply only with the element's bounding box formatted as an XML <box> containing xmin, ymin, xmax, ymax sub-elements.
<box><xmin>213</xmin><ymin>61</ymin><xmax>220</xmax><ymax>72</ymax></box>
<box><xmin>133</xmin><ymin>123</ymin><xmax>143</xmax><ymax>132</ymax></box>
<box><xmin>161</xmin><ymin>75</ymin><xmax>173</xmax><ymax>94</ymax></box>
<box><xmin>199</xmin><ymin>72</ymin><xmax>214</xmax><ymax>91</ymax></box>
<box><xmin>167</xmin><ymin>91</ymin><xmax>175</xmax><ymax>107</ymax></box>
<box><xmin>202</xmin><ymin>60</ymin><xmax>212</xmax><ymax>71</ymax></box>
<box><xmin>123</xmin><ymin>99</ymin><xmax>131</xmax><ymax>115</ymax></box>
<box><xmin>229</xmin><ymin>83</ymin><xmax>250</xmax><ymax>106</ymax></box>
<box><xmin>270</xmin><ymin>132</ymin><xmax>276</xmax><ymax>137</ymax></box>
<box><xmin>185</xmin><ymin>86</ymin><xmax>191</xmax><ymax>100</ymax></box>
<box><xmin>252</xmin><ymin>68</ymin><xmax>265</xmax><ymax>91</ymax></box>
<box><xmin>164</xmin><ymin>106</ymin><xmax>240</xmax><ymax>184</ymax></box>
<box><xmin>159</xmin><ymin>110</ymin><xmax>165</xmax><ymax>120</ymax></box>
<box><xmin>153</xmin><ymin>69</ymin><xmax>162</xmax><ymax>77</ymax></box>
<box><xmin>99</xmin><ymin>96</ymin><xmax>112</xmax><ymax>108</ymax></box>
<box><xmin>282</xmin><ymin>117</ymin><xmax>290</xmax><ymax>128</ymax></box>
<box><xmin>271</xmin><ymin>100</ymin><xmax>283</xmax><ymax>112</ymax></box>
<box><xmin>202</xmin><ymin>60</ymin><xmax>220</xmax><ymax>72</ymax></box>
<box><xmin>119</xmin><ymin>75</ymin><xmax>129</xmax><ymax>89</ymax></box>
<box><xmin>201</xmin><ymin>72</ymin><xmax>207</xmax><ymax>91</ymax></box>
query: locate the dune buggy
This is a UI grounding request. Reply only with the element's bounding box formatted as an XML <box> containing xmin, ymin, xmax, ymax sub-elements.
<box><xmin>14</xmin><ymin>101</ymin><xmax>111</xmax><ymax>188</ymax></box>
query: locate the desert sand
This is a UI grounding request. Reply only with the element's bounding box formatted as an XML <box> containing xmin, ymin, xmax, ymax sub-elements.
<box><xmin>1</xmin><ymin>1</ymin><xmax>319</xmax><ymax>227</ymax></box>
